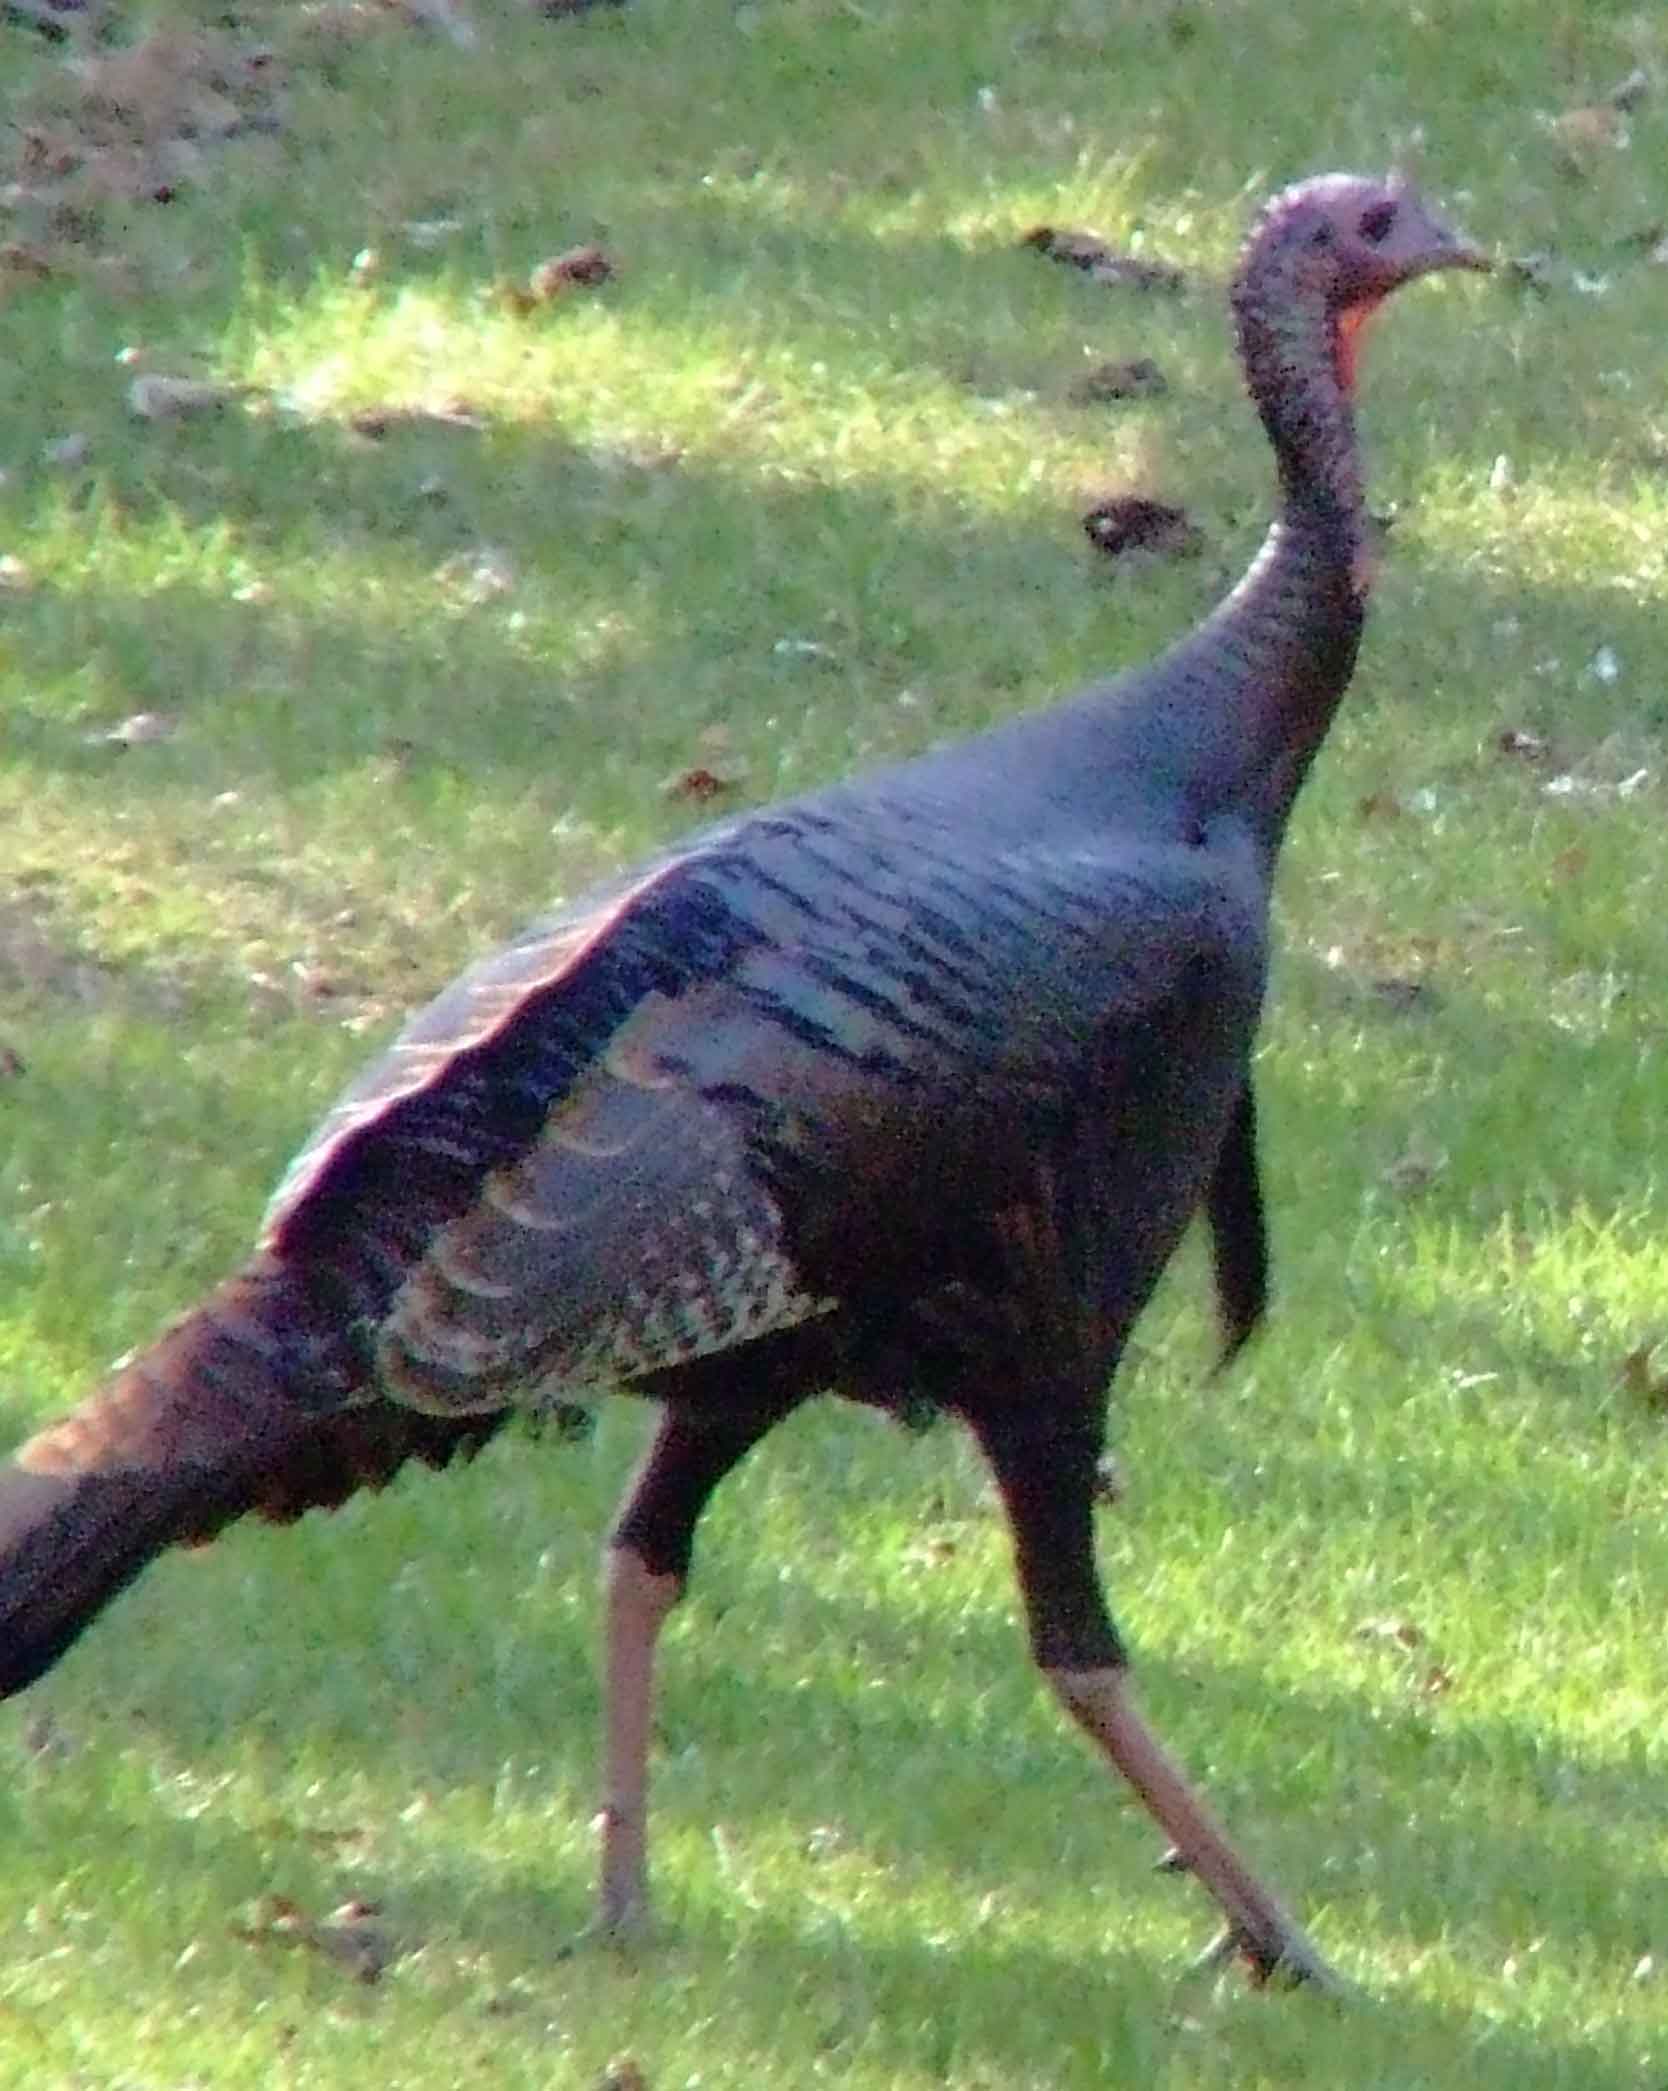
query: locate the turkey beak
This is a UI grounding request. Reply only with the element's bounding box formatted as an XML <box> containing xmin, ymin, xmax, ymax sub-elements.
<box><xmin>1404</xmin><ymin>205</ymin><xmax>1492</xmax><ymax>280</ymax></box>
<box><xmin>1427</xmin><ymin>229</ymin><xmax>1491</xmax><ymax>275</ymax></box>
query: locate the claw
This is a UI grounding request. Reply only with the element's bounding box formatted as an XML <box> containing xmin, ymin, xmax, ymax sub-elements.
<box><xmin>1185</xmin><ymin>1926</ymin><xmax>1242</xmax><ymax>1978</ymax></box>
<box><xmin>1184</xmin><ymin>1922</ymin><xmax>1354</xmax><ymax>1998</ymax></box>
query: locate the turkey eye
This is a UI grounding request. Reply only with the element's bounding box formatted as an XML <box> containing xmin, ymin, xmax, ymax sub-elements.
<box><xmin>1359</xmin><ymin>201</ymin><xmax>1396</xmax><ymax>244</ymax></box>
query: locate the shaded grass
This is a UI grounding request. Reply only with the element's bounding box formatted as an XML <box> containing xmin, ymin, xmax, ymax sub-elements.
<box><xmin>4</xmin><ymin>0</ymin><xmax>1668</xmax><ymax>2083</ymax></box>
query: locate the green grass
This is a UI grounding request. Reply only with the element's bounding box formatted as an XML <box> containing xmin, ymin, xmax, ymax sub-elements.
<box><xmin>4</xmin><ymin>0</ymin><xmax>1668</xmax><ymax>2082</ymax></box>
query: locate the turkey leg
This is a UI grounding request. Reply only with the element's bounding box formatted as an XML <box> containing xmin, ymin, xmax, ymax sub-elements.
<box><xmin>1044</xmin><ymin>1665</ymin><xmax>1342</xmax><ymax>1991</ymax></box>
<box><xmin>594</xmin><ymin>1543</ymin><xmax>680</xmax><ymax>1933</ymax></box>
<box><xmin>966</xmin><ymin>1400</ymin><xmax>1344</xmax><ymax>1993</ymax></box>
<box><xmin>578</xmin><ymin>1398</ymin><xmax>797</xmax><ymax>1942</ymax></box>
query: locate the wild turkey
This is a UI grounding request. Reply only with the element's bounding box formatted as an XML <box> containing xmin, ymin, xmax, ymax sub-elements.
<box><xmin>0</xmin><ymin>173</ymin><xmax>1484</xmax><ymax>1991</ymax></box>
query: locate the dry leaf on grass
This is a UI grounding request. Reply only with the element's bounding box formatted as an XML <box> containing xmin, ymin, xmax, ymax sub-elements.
<box><xmin>1496</xmin><ymin>727</ymin><xmax>1552</xmax><ymax>763</ymax></box>
<box><xmin>92</xmin><ymin>710</ymin><xmax>177</xmax><ymax>747</ymax></box>
<box><xmin>1021</xmin><ymin>225</ymin><xmax>1185</xmax><ymax>293</ymax></box>
<box><xmin>347</xmin><ymin>399</ymin><xmax>486</xmax><ymax>439</ymax></box>
<box><xmin>0</xmin><ymin>21</ymin><xmax>288</xmax><ymax>278</ymax></box>
<box><xmin>1504</xmin><ymin>252</ymin><xmax>1556</xmax><ymax>296</ymax></box>
<box><xmin>1543</xmin><ymin>70</ymin><xmax>1648</xmax><ymax>176</ymax></box>
<box><xmin>1357</xmin><ymin>789</ymin><xmax>1405</xmax><ymax>821</ymax></box>
<box><xmin>1547</xmin><ymin>844</ymin><xmax>1587</xmax><ymax>883</ymax></box>
<box><xmin>5</xmin><ymin>1</ymin><xmax>84</xmax><ymax>42</ymax></box>
<box><xmin>261</xmin><ymin>1818</ymin><xmax>373</xmax><ymax>1853</ymax></box>
<box><xmin>1082</xmin><ymin>495</ymin><xmax>1201</xmax><ymax>564</ymax></box>
<box><xmin>433</xmin><ymin>545</ymin><xmax>516</xmax><ymax>602</ymax></box>
<box><xmin>1606</xmin><ymin>67</ymin><xmax>1652</xmax><ymax>114</ymax></box>
<box><xmin>1619</xmin><ymin>1341</ymin><xmax>1668</xmax><ymax>1411</ymax></box>
<box><xmin>42</xmin><ymin>432</ymin><xmax>90</xmax><ymax>469</ymax></box>
<box><xmin>1363</xmin><ymin>976</ymin><xmax>1442</xmax><ymax>1015</ymax></box>
<box><xmin>1381</xmin><ymin>1140</ymin><xmax>1446</xmax><ymax>1195</ymax></box>
<box><xmin>661</xmin><ymin>725</ymin><xmax>748</xmax><ymax>801</ymax></box>
<box><xmin>127</xmin><ymin>373</ymin><xmax>238</xmax><ymax>420</ymax></box>
<box><xmin>1067</xmin><ymin>356</ymin><xmax>1169</xmax><ymax>405</ymax></box>
<box><xmin>1355</xmin><ymin>1616</ymin><xmax>1425</xmax><ymax>1650</ymax></box>
<box><xmin>0</xmin><ymin>900</ymin><xmax>111</xmax><ymax>1006</ymax></box>
<box><xmin>1091</xmin><ymin>1452</ymin><xmax>1125</xmax><ymax>1506</ymax></box>
<box><xmin>399</xmin><ymin>0</ymin><xmax>479</xmax><ymax>45</ymax></box>
<box><xmin>661</xmin><ymin>765</ymin><xmax>741</xmax><ymax>802</ymax></box>
<box><xmin>20</xmin><ymin>1709</ymin><xmax>72</xmax><ymax>1759</ymax></box>
<box><xmin>231</xmin><ymin>1894</ymin><xmax>399</xmax><ymax>1984</ymax></box>
<box><xmin>0</xmin><ymin>241</ymin><xmax>55</xmax><ymax>283</ymax></box>
<box><xmin>1356</xmin><ymin>1618</ymin><xmax>1456</xmax><ymax>1697</ymax></box>
<box><xmin>292</xmin><ymin>962</ymin><xmax>352</xmax><ymax>1001</ymax></box>
<box><xmin>902</xmin><ymin>1532</ymin><xmax>958</xmax><ymax>1569</ymax></box>
<box><xmin>1542</xmin><ymin>767</ymin><xmax>1651</xmax><ymax>805</ymax></box>
<box><xmin>528</xmin><ymin>242</ymin><xmax>615</xmax><ymax>299</ymax></box>
<box><xmin>1547</xmin><ymin>101</ymin><xmax>1631</xmax><ymax>169</ymax></box>
<box><xmin>499</xmin><ymin>244</ymin><xmax>616</xmax><ymax>312</ymax></box>
<box><xmin>1585</xmin><ymin>645</ymin><xmax>1622</xmax><ymax>686</ymax></box>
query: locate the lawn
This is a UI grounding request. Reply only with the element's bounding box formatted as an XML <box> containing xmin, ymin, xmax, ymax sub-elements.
<box><xmin>2</xmin><ymin>0</ymin><xmax>1667</xmax><ymax>2084</ymax></box>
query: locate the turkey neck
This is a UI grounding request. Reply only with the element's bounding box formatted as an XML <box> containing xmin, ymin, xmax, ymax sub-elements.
<box><xmin>1045</xmin><ymin>272</ymin><xmax>1371</xmax><ymax>861</ymax></box>
<box><xmin>1160</xmin><ymin>497</ymin><xmax>1365</xmax><ymax>850</ymax></box>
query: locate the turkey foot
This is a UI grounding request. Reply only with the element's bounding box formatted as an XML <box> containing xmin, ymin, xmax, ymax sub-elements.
<box><xmin>1160</xmin><ymin>1858</ymin><xmax>1352</xmax><ymax>1994</ymax></box>
<box><xmin>1186</xmin><ymin>1921</ymin><xmax>1354</xmax><ymax>1997</ymax></box>
<box><xmin>1045</xmin><ymin>1667</ymin><xmax>1346</xmax><ymax>1996</ymax></box>
<box><xmin>552</xmin><ymin>1805</ymin><xmax>653</xmax><ymax>1958</ymax></box>
<box><xmin>556</xmin><ymin>1547</ymin><xmax>681</xmax><ymax>1959</ymax></box>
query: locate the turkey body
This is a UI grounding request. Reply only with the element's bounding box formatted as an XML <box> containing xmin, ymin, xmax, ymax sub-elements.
<box><xmin>0</xmin><ymin>172</ymin><xmax>1485</xmax><ymax>1993</ymax></box>
<box><xmin>276</xmin><ymin>743</ymin><xmax>1274</xmax><ymax>1427</ymax></box>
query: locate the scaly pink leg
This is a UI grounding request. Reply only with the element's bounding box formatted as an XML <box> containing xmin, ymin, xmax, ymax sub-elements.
<box><xmin>1045</xmin><ymin>1666</ymin><xmax>1345</xmax><ymax>1992</ymax></box>
<box><xmin>565</xmin><ymin>1395</ymin><xmax>802</xmax><ymax>1951</ymax></box>
<box><xmin>593</xmin><ymin>1542</ymin><xmax>680</xmax><ymax>1935</ymax></box>
<box><xmin>963</xmin><ymin>1397</ymin><xmax>1343</xmax><ymax>1994</ymax></box>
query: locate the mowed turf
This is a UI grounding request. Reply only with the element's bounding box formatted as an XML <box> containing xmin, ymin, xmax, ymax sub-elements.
<box><xmin>2</xmin><ymin>1</ymin><xmax>1667</xmax><ymax>2084</ymax></box>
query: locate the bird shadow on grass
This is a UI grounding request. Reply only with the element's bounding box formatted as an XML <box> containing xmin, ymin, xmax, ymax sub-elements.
<box><xmin>0</xmin><ymin>413</ymin><xmax>1196</xmax><ymax>779</ymax></box>
<box><xmin>5</xmin><ymin>1587</ymin><xmax>1656</xmax><ymax>2091</ymax></box>
<box><xmin>4</xmin><ymin>434</ymin><xmax>1648</xmax><ymax>869</ymax></box>
<box><xmin>0</xmin><ymin>392</ymin><xmax>1646</xmax><ymax>995</ymax></box>
<box><xmin>0</xmin><ymin>163</ymin><xmax>1622</xmax><ymax>801</ymax></box>
<box><xmin>8</xmin><ymin>1401</ymin><xmax>1662</xmax><ymax>1994</ymax></box>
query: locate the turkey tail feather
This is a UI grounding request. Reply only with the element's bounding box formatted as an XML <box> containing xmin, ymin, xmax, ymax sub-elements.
<box><xmin>1206</xmin><ymin>1084</ymin><xmax>1267</xmax><ymax>1368</ymax></box>
<box><xmin>0</xmin><ymin>1261</ymin><xmax>506</xmax><ymax>1699</ymax></box>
